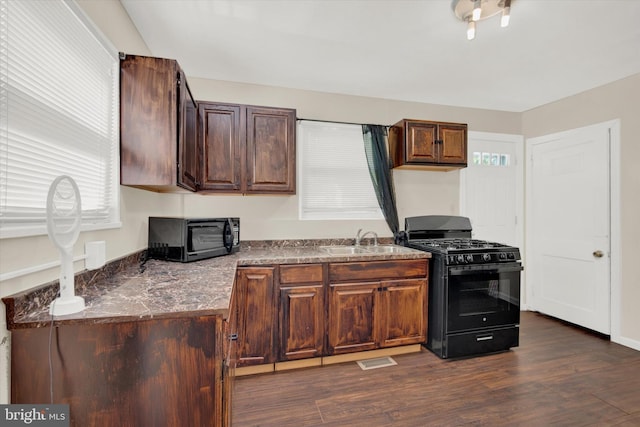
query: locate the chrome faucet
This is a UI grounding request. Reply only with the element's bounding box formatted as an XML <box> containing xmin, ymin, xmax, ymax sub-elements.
<box><xmin>355</xmin><ymin>229</ymin><xmax>378</xmax><ymax>246</ymax></box>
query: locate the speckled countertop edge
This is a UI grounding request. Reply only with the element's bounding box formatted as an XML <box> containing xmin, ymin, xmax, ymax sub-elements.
<box><xmin>3</xmin><ymin>239</ymin><xmax>430</xmax><ymax>329</ymax></box>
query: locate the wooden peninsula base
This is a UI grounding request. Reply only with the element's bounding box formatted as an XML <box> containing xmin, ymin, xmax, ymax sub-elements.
<box><xmin>10</xmin><ymin>315</ymin><xmax>230</xmax><ymax>427</ymax></box>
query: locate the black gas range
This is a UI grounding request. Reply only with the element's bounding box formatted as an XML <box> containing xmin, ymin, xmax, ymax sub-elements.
<box><xmin>403</xmin><ymin>215</ymin><xmax>523</xmax><ymax>359</ymax></box>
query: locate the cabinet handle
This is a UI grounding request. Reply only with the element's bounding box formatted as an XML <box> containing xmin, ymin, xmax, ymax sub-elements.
<box><xmin>228</xmin><ymin>333</ymin><xmax>238</xmax><ymax>341</ymax></box>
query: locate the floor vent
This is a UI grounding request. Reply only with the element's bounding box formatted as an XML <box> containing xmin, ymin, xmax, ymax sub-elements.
<box><xmin>356</xmin><ymin>356</ymin><xmax>397</xmax><ymax>371</ymax></box>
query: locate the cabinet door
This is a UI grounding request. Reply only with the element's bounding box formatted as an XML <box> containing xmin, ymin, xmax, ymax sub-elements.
<box><xmin>379</xmin><ymin>279</ymin><xmax>427</xmax><ymax>347</ymax></box>
<box><xmin>328</xmin><ymin>282</ymin><xmax>379</xmax><ymax>354</ymax></box>
<box><xmin>406</xmin><ymin>121</ymin><xmax>438</xmax><ymax>163</ymax></box>
<box><xmin>235</xmin><ymin>266</ymin><xmax>276</xmax><ymax>366</ymax></box>
<box><xmin>199</xmin><ymin>102</ymin><xmax>243</xmax><ymax>192</ymax></box>
<box><xmin>178</xmin><ymin>68</ymin><xmax>199</xmax><ymax>191</ymax></box>
<box><xmin>438</xmin><ymin>123</ymin><xmax>467</xmax><ymax>165</ymax></box>
<box><xmin>245</xmin><ymin>107</ymin><xmax>296</xmax><ymax>194</ymax></box>
<box><xmin>279</xmin><ymin>284</ymin><xmax>325</xmax><ymax>360</ymax></box>
<box><xmin>278</xmin><ymin>264</ymin><xmax>325</xmax><ymax>361</ymax></box>
<box><xmin>120</xmin><ymin>55</ymin><xmax>179</xmax><ymax>188</ymax></box>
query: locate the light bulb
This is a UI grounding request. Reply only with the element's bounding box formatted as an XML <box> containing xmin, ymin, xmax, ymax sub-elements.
<box><xmin>501</xmin><ymin>6</ymin><xmax>511</xmax><ymax>27</ymax></box>
<box><xmin>472</xmin><ymin>0</ymin><xmax>482</xmax><ymax>21</ymax></box>
<box><xmin>467</xmin><ymin>20</ymin><xmax>476</xmax><ymax>40</ymax></box>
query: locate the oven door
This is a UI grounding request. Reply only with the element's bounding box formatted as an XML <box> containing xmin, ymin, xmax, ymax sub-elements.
<box><xmin>447</xmin><ymin>263</ymin><xmax>522</xmax><ymax>333</ymax></box>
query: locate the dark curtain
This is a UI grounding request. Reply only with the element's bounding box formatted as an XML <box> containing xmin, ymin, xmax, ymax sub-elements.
<box><xmin>362</xmin><ymin>124</ymin><xmax>400</xmax><ymax>242</ymax></box>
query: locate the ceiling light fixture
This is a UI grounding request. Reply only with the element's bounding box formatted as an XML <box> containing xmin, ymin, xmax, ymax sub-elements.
<box><xmin>467</xmin><ymin>20</ymin><xmax>476</xmax><ymax>40</ymax></box>
<box><xmin>501</xmin><ymin>0</ymin><xmax>511</xmax><ymax>27</ymax></box>
<box><xmin>472</xmin><ymin>0</ymin><xmax>482</xmax><ymax>21</ymax></box>
<box><xmin>452</xmin><ymin>0</ymin><xmax>514</xmax><ymax>40</ymax></box>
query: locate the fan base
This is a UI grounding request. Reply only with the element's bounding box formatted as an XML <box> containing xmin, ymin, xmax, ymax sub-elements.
<box><xmin>49</xmin><ymin>296</ymin><xmax>85</xmax><ymax>316</ymax></box>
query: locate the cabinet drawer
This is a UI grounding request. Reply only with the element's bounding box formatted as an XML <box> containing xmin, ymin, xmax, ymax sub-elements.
<box><xmin>329</xmin><ymin>259</ymin><xmax>428</xmax><ymax>282</ymax></box>
<box><xmin>280</xmin><ymin>264</ymin><xmax>324</xmax><ymax>285</ymax></box>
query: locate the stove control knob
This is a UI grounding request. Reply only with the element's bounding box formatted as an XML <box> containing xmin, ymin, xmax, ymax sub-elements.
<box><xmin>499</xmin><ymin>253</ymin><xmax>507</xmax><ymax>260</ymax></box>
<box><xmin>482</xmin><ymin>253</ymin><xmax>491</xmax><ymax>262</ymax></box>
<box><xmin>457</xmin><ymin>254</ymin><xmax>465</xmax><ymax>263</ymax></box>
<box><xmin>465</xmin><ymin>254</ymin><xmax>474</xmax><ymax>263</ymax></box>
<box><xmin>508</xmin><ymin>252</ymin><xmax>516</xmax><ymax>260</ymax></box>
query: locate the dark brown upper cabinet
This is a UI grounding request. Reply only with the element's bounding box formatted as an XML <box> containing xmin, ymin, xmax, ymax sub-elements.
<box><xmin>120</xmin><ymin>54</ymin><xmax>199</xmax><ymax>192</ymax></box>
<box><xmin>389</xmin><ymin>119</ymin><xmax>467</xmax><ymax>170</ymax></box>
<box><xmin>199</xmin><ymin>102</ymin><xmax>296</xmax><ymax>194</ymax></box>
<box><xmin>198</xmin><ymin>103</ymin><xmax>242</xmax><ymax>192</ymax></box>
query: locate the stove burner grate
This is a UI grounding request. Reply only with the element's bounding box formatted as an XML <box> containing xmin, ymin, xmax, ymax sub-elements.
<box><xmin>411</xmin><ymin>238</ymin><xmax>511</xmax><ymax>251</ymax></box>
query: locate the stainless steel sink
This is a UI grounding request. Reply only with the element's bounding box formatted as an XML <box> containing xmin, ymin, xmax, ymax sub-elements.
<box><xmin>320</xmin><ymin>246</ymin><xmax>370</xmax><ymax>255</ymax></box>
<box><xmin>364</xmin><ymin>245</ymin><xmax>412</xmax><ymax>254</ymax></box>
<box><xmin>320</xmin><ymin>245</ymin><xmax>411</xmax><ymax>255</ymax></box>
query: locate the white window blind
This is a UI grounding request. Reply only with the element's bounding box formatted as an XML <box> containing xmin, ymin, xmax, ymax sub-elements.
<box><xmin>299</xmin><ymin>121</ymin><xmax>383</xmax><ymax>220</ymax></box>
<box><xmin>0</xmin><ymin>0</ymin><xmax>120</xmax><ymax>238</ymax></box>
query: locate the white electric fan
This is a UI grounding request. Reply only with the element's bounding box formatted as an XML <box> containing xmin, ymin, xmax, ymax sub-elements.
<box><xmin>47</xmin><ymin>175</ymin><xmax>85</xmax><ymax>315</ymax></box>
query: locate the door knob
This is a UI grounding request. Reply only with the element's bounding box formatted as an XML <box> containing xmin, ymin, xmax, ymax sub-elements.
<box><xmin>593</xmin><ymin>250</ymin><xmax>604</xmax><ymax>258</ymax></box>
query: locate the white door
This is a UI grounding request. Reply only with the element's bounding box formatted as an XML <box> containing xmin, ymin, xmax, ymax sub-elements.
<box><xmin>527</xmin><ymin>123</ymin><xmax>611</xmax><ymax>334</ymax></box>
<box><xmin>460</xmin><ymin>132</ymin><xmax>524</xmax><ymax>248</ymax></box>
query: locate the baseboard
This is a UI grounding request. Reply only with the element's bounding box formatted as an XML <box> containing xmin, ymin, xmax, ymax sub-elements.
<box><xmin>275</xmin><ymin>358</ymin><xmax>322</xmax><ymax>372</ymax></box>
<box><xmin>235</xmin><ymin>344</ymin><xmax>423</xmax><ymax>377</ymax></box>
<box><xmin>235</xmin><ymin>364</ymin><xmax>274</xmax><ymax>377</ymax></box>
<box><xmin>322</xmin><ymin>344</ymin><xmax>421</xmax><ymax>365</ymax></box>
<box><xmin>611</xmin><ymin>335</ymin><xmax>640</xmax><ymax>352</ymax></box>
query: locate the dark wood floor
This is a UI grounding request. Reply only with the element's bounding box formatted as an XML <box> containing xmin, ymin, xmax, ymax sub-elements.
<box><xmin>232</xmin><ymin>311</ymin><xmax>640</xmax><ymax>426</ymax></box>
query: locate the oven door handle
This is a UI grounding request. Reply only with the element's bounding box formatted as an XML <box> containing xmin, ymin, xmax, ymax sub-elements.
<box><xmin>449</xmin><ymin>264</ymin><xmax>523</xmax><ymax>276</ymax></box>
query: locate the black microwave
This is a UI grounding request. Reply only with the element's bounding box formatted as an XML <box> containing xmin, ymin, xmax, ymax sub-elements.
<box><xmin>148</xmin><ymin>217</ymin><xmax>240</xmax><ymax>262</ymax></box>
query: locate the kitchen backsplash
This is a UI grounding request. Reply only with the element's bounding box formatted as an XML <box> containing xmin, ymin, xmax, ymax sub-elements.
<box><xmin>2</xmin><ymin>251</ymin><xmax>145</xmax><ymax>327</ymax></box>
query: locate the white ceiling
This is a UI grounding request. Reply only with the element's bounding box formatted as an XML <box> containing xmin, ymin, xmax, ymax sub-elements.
<box><xmin>121</xmin><ymin>0</ymin><xmax>640</xmax><ymax>112</ymax></box>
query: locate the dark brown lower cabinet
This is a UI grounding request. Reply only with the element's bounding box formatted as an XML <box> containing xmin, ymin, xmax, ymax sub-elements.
<box><xmin>278</xmin><ymin>264</ymin><xmax>325</xmax><ymax>360</ymax></box>
<box><xmin>378</xmin><ymin>279</ymin><xmax>427</xmax><ymax>347</ymax></box>
<box><xmin>11</xmin><ymin>315</ymin><xmax>228</xmax><ymax>427</ymax></box>
<box><xmin>233</xmin><ymin>259</ymin><xmax>429</xmax><ymax>365</ymax></box>
<box><xmin>327</xmin><ymin>279</ymin><xmax>427</xmax><ymax>354</ymax></box>
<box><xmin>328</xmin><ymin>282</ymin><xmax>379</xmax><ymax>354</ymax></box>
<box><xmin>235</xmin><ymin>266</ymin><xmax>277</xmax><ymax>366</ymax></box>
<box><xmin>327</xmin><ymin>259</ymin><xmax>428</xmax><ymax>355</ymax></box>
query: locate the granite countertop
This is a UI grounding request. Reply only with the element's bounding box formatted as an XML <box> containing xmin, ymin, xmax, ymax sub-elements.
<box><xmin>3</xmin><ymin>241</ymin><xmax>430</xmax><ymax>329</ymax></box>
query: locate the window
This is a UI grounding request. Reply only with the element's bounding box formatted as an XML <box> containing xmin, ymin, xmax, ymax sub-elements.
<box><xmin>298</xmin><ymin>121</ymin><xmax>383</xmax><ymax>220</ymax></box>
<box><xmin>472</xmin><ymin>151</ymin><xmax>511</xmax><ymax>167</ymax></box>
<box><xmin>0</xmin><ymin>0</ymin><xmax>120</xmax><ymax>239</ymax></box>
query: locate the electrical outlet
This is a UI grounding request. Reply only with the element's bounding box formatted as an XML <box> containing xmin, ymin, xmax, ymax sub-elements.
<box><xmin>85</xmin><ymin>241</ymin><xmax>106</xmax><ymax>270</ymax></box>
